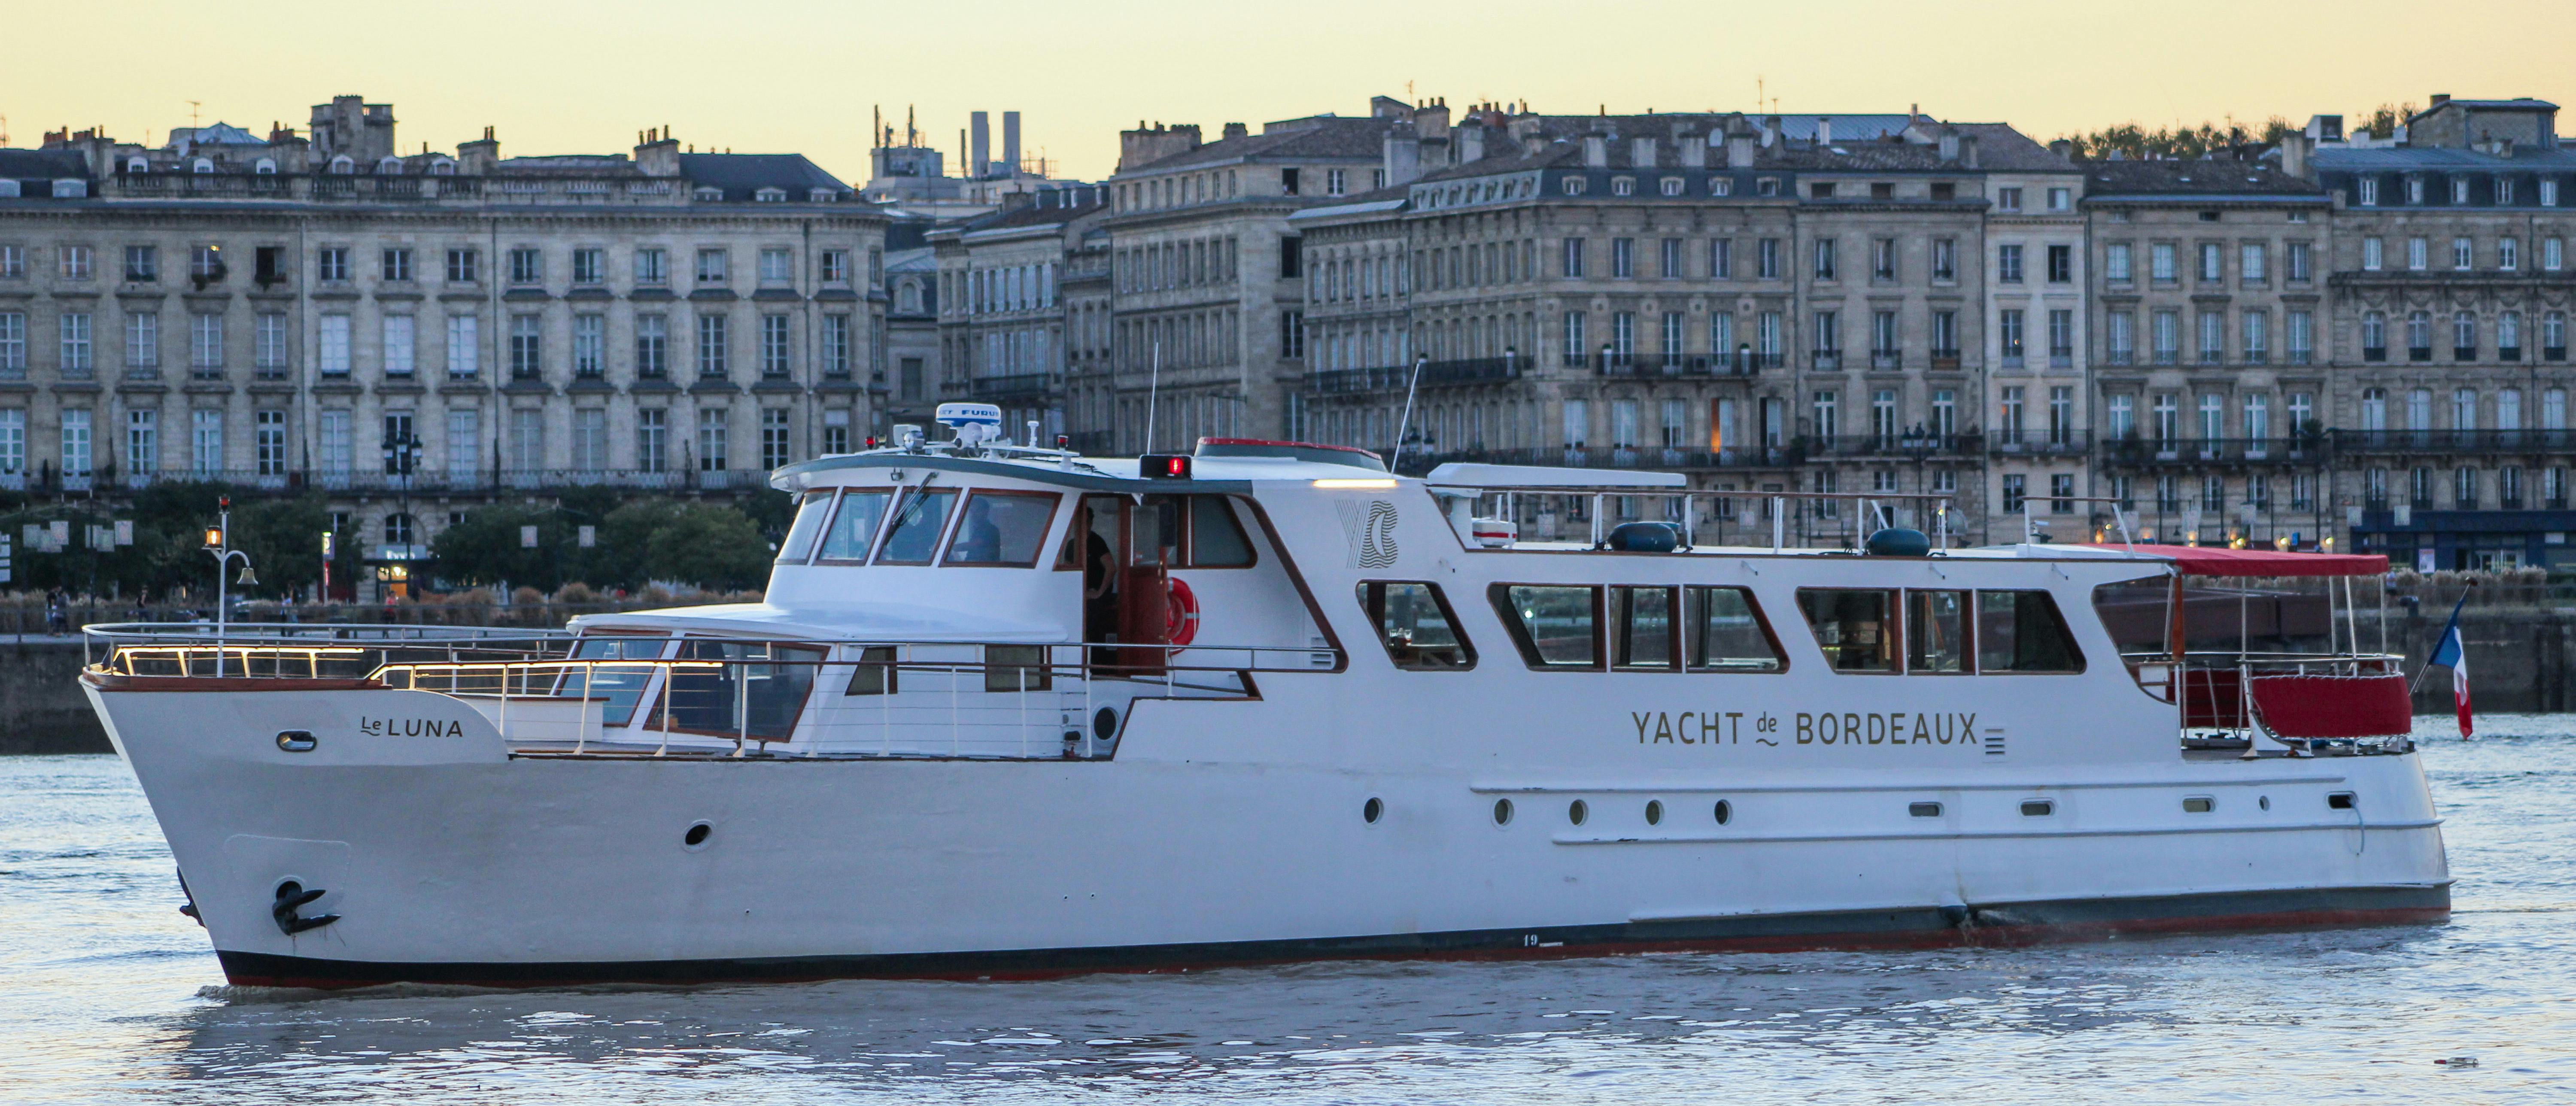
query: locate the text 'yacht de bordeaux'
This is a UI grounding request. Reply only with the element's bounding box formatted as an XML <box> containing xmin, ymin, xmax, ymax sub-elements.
<box><xmin>82</xmin><ymin>404</ymin><xmax>2448</xmax><ymax>988</ymax></box>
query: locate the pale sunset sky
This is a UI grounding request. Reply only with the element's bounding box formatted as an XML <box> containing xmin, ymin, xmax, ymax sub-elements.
<box><xmin>9</xmin><ymin>0</ymin><xmax>2571</xmax><ymax>184</ymax></box>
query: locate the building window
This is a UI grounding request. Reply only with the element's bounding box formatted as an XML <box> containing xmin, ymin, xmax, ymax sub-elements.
<box><xmin>255</xmin><ymin>409</ymin><xmax>286</xmax><ymax>477</ymax></box>
<box><xmin>510</xmin><ymin>313</ymin><xmax>541</xmax><ymax>378</ymax></box>
<box><xmin>125</xmin><ymin>310</ymin><xmax>158</xmax><ymax>369</ymax></box>
<box><xmin>446</xmin><ymin>248</ymin><xmax>477</xmax><ymax>283</ymax></box>
<box><xmin>1661</xmin><ymin>237</ymin><xmax>1685</xmax><ymax>279</ymax></box>
<box><xmin>759</xmin><ymin>247</ymin><xmax>792</xmax><ymax>283</ymax></box>
<box><xmin>1814</xmin><ymin>238</ymin><xmax>1837</xmax><ymax>281</ymax></box>
<box><xmin>124</xmin><ymin>245</ymin><xmax>158</xmax><ymax>283</ymax></box>
<box><xmin>2046</xmin><ymin>244</ymin><xmax>2072</xmax><ymax>283</ymax></box>
<box><xmin>636</xmin><ymin>248</ymin><xmax>668</xmax><ymax>285</ymax></box>
<box><xmin>2408</xmin><ymin>237</ymin><xmax>2428</xmax><ymax>270</ymax></box>
<box><xmin>2240</xmin><ymin>243</ymin><xmax>2266</xmax><ymax>282</ymax></box>
<box><xmin>379</xmin><ymin>314</ymin><xmax>413</xmax><ymax>377</ymax></box>
<box><xmin>1999</xmin><ymin>310</ymin><xmax>2026</xmax><ymax>368</ymax></box>
<box><xmin>446</xmin><ymin>314</ymin><xmax>478</xmax><ymax>377</ymax></box>
<box><xmin>508</xmin><ymin>247</ymin><xmax>542</xmax><ymax>286</ymax></box>
<box><xmin>1997</xmin><ymin>187</ymin><xmax>2023</xmax><ymax>212</ymax></box>
<box><xmin>1759</xmin><ymin>238</ymin><xmax>1782</xmax><ymax>280</ymax></box>
<box><xmin>762</xmin><ymin>407</ymin><xmax>790</xmax><ymax>470</ymax></box>
<box><xmin>821</xmin><ymin>314</ymin><xmax>851</xmax><ymax>375</ymax></box>
<box><xmin>2151</xmin><ymin>243</ymin><xmax>2175</xmax><ymax>282</ymax></box>
<box><xmin>1996</xmin><ymin>243</ymin><xmax>2023</xmax><ymax>284</ymax></box>
<box><xmin>1561</xmin><ymin>237</ymin><xmax>1585</xmax><ymax>278</ymax></box>
<box><xmin>820</xmin><ymin>249</ymin><xmax>850</xmax><ymax>284</ymax></box>
<box><xmin>1930</xmin><ymin>238</ymin><xmax>1954</xmax><ymax>281</ymax></box>
<box><xmin>636</xmin><ymin>408</ymin><xmax>668</xmax><ymax>472</ymax></box>
<box><xmin>1612</xmin><ymin>237</ymin><xmax>1636</xmax><ymax>279</ymax></box>
<box><xmin>2001</xmin><ymin>474</ymin><xmax>2025</xmax><ymax>513</ymax></box>
<box><xmin>381</xmin><ymin>247</ymin><xmax>412</xmax><ymax>282</ymax></box>
<box><xmin>316</xmin><ymin>247</ymin><xmax>349</xmax><ymax>283</ymax></box>
<box><xmin>570</xmin><ymin>247</ymin><xmax>602</xmax><ymax>286</ymax></box>
<box><xmin>696</xmin><ymin>249</ymin><xmax>729</xmax><ymax>285</ymax></box>
<box><xmin>822</xmin><ymin>408</ymin><xmax>850</xmax><ymax>455</ymax></box>
<box><xmin>760</xmin><ymin>314</ymin><xmax>790</xmax><ymax>376</ymax></box>
<box><xmin>697</xmin><ymin>408</ymin><xmax>729</xmax><ymax>471</ymax></box>
<box><xmin>59</xmin><ymin>245</ymin><xmax>92</xmax><ymax>281</ymax></box>
<box><xmin>180</xmin><ymin>312</ymin><xmax>216</xmax><ymax>373</ymax></box>
<box><xmin>2358</xmin><ymin>177</ymin><xmax>2379</xmax><ymax>206</ymax></box>
<box><xmin>2198</xmin><ymin>242</ymin><xmax>2223</xmax><ymax>282</ymax></box>
<box><xmin>573</xmin><ymin>313</ymin><xmax>604</xmax><ymax>376</ymax></box>
<box><xmin>697</xmin><ymin>313</ymin><xmax>729</xmax><ymax>378</ymax></box>
<box><xmin>2106</xmin><ymin>242</ymin><xmax>2132</xmax><ymax>282</ymax></box>
<box><xmin>1710</xmin><ymin>238</ymin><xmax>1733</xmax><ymax>279</ymax></box>
<box><xmin>315</xmin><ymin>312</ymin><xmax>349</xmax><ymax>375</ymax></box>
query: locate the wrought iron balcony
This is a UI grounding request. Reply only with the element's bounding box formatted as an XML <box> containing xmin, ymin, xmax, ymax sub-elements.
<box><xmin>2097</xmin><ymin>436</ymin><xmax>2329</xmax><ymax>466</ymax></box>
<box><xmin>1985</xmin><ymin>430</ymin><xmax>2092</xmax><ymax>457</ymax></box>
<box><xmin>1311</xmin><ymin>357</ymin><xmax>1522</xmax><ymax>395</ymax></box>
<box><xmin>1396</xmin><ymin>443</ymin><xmax>1807</xmax><ymax>475</ymax></box>
<box><xmin>2333</xmin><ymin>429</ymin><xmax>2576</xmax><ymax>455</ymax></box>
<box><xmin>1802</xmin><ymin>433</ymin><xmax>1980</xmax><ymax>459</ymax></box>
<box><xmin>969</xmin><ymin>372</ymin><xmax>1058</xmax><ymax>399</ymax></box>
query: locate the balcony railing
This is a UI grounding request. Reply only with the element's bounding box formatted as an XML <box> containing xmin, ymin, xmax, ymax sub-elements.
<box><xmin>2333</xmin><ymin>429</ymin><xmax>2576</xmax><ymax>455</ymax></box>
<box><xmin>1594</xmin><ymin>354</ymin><xmax>1758</xmax><ymax>380</ymax></box>
<box><xmin>1810</xmin><ymin>350</ymin><xmax>1844</xmax><ymax>371</ymax></box>
<box><xmin>1986</xmin><ymin>430</ymin><xmax>2092</xmax><ymax>456</ymax></box>
<box><xmin>2097</xmin><ymin>436</ymin><xmax>2329</xmax><ymax>466</ymax></box>
<box><xmin>1803</xmin><ymin>433</ymin><xmax>1980</xmax><ymax>459</ymax></box>
<box><xmin>969</xmin><ymin>372</ymin><xmax>1057</xmax><ymax>399</ymax></box>
<box><xmin>1312</xmin><ymin>357</ymin><xmax>1522</xmax><ymax>395</ymax></box>
<box><xmin>1396</xmin><ymin>444</ymin><xmax>1807</xmax><ymax>475</ymax></box>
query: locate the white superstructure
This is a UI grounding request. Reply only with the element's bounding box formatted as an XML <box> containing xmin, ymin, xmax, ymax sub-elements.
<box><xmin>81</xmin><ymin>433</ymin><xmax>2448</xmax><ymax>988</ymax></box>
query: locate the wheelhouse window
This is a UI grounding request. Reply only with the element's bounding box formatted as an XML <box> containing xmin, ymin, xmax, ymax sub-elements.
<box><xmin>1357</xmin><ymin>581</ymin><xmax>1475</xmax><ymax>670</ymax></box>
<box><xmin>564</xmin><ymin>634</ymin><xmax>666</xmax><ymax>725</ymax></box>
<box><xmin>1799</xmin><ymin>589</ymin><xmax>1897</xmax><ymax>672</ymax></box>
<box><xmin>1686</xmin><ymin>586</ymin><xmax>1786</xmax><ymax>672</ymax></box>
<box><xmin>942</xmin><ymin>491</ymin><xmax>1061</xmax><ymax>566</ymax></box>
<box><xmin>814</xmin><ymin>489</ymin><xmax>894</xmax><ymax>562</ymax></box>
<box><xmin>777</xmin><ymin>490</ymin><xmax>833</xmax><ymax>563</ymax></box>
<box><xmin>875</xmin><ymin>488</ymin><xmax>957</xmax><ymax>564</ymax></box>
<box><xmin>652</xmin><ymin>640</ymin><xmax>825</xmax><ymax>741</ymax></box>
<box><xmin>1494</xmin><ymin>584</ymin><xmax>1602</xmax><ymax>669</ymax></box>
<box><xmin>1976</xmin><ymin>590</ymin><xmax>2083</xmax><ymax>672</ymax></box>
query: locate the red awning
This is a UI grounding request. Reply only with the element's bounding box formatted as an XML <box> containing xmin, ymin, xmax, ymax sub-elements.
<box><xmin>2078</xmin><ymin>544</ymin><xmax>2390</xmax><ymax>578</ymax></box>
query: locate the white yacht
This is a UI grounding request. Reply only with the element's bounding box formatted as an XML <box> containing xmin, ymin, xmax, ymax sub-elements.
<box><xmin>83</xmin><ymin>410</ymin><xmax>2447</xmax><ymax>988</ymax></box>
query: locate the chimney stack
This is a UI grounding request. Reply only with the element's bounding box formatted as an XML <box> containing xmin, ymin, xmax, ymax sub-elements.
<box><xmin>1222</xmin><ymin>122</ymin><xmax>1248</xmax><ymax>141</ymax></box>
<box><xmin>1458</xmin><ymin>125</ymin><xmax>1484</xmax><ymax>163</ymax></box>
<box><xmin>1725</xmin><ymin>122</ymin><xmax>1756</xmax><ymax>169</ymax></box>
<box><xmin>971</xmin><ymin>112</ymin><xmax>990</xmax><ymax>177</ymax></box>
<box><xmin>635</xmin><ymin>127</ymin><xmax>681</xmax><ymax>177</ymax></box>
<box><xmin>1382</xmin><ymin>120</ymin><xmax>1423</xmax><ymax>187</ymax></box>
<box><xmin>1631</xmin><ymin>136</ymin><xmax>1656</xmax><ymax>168</ymax></box>
<box><xmin>1583</xmin><ymin>134</ymin><xmax>1609</xmax><ymax>167</ymax></box>
<box><xmin>1959</xmin><ymin>133</ymin><xmax>1980</xmax><ymax>169</ymax></box>
<box><xmin>2048</xmin><ymin>138</ymin><xmax>2072</xmax><ymax>159</ymax></box>
<box><xmin>2281</xmin><ymin>133</ymin><xmax>2311</xmax><ymax>180</ymax></box>
<box><xmin>1817</xmin><ymin>116</ymin><xmax>1833</xmax><ymax>146</ymax></box>
<box><xmin>1002</xmin><ymin>111</ymin><xmax>1021</xmax><ymax>178</ymax></box>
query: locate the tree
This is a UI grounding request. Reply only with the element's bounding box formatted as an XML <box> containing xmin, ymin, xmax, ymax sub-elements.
<box><xmin>429</xmin><ymin>503</ymin><xmax>566</xmax><ymax>591</ymax></box>
<box><xmin>2058</xmin><ymin>116</ymin><xmax>2297</xmax><ymax>161</ymax></box>
<box><xmin>638</xmin><ymin>502</ymin><xmax>772</xmax><ymax>592</ymax></box>
<box><xmin>2351</xmin><ymin>103</ymin><xmax>2420</xmax><ymax>141</ymax></box>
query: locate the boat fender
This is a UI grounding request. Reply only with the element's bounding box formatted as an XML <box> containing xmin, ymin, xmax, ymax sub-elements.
<box><xmin>272</xmin><ymin>881</ymin><xmax>340</xmax><ymax>936</ymax></box>
<box><xmin>1865</xmin><ymin>528</ymin><xmax>1932</xmax><ymax>557</ymax></box>
<box><xmin>1606</xmin><ymin>522</ymin><xmax>1682</xmax><ymax>553</ymax></box>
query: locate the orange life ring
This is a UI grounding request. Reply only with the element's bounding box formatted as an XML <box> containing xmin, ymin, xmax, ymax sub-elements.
<box><xmin>1166</xmin><ymin>577</ymin><xmax>1199</xmax><ymax>647</ymax></box>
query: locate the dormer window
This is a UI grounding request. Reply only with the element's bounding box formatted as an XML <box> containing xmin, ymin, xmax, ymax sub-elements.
<box><xmin>1562</xmin><ymin>177</ymin><xmax>1586</xmax><ymax>196</ymax></box>
<box><xmin>253</xmin><ymin>158</ymin><xmax>276</xmax><ymax>175</ymax></box>
<box><xmin>2451</xmin><ymin>176</ymin><xmax>2470</xmax><ymax>205</ymax></box>
<box><xmin>125</xmin><ymin>157</ymin><xmax>147</xmax><ymax>173</ymax></box>
<box><xmin>1660</xmin><ymin>177</ymin><xmax>1683</xmax><ymax>196</ymax></box>
<box><xmin>808</xmin><ymin>187</ymin><xmax>835</xmax><ymax>202</ymax></box>
<box><xmin>1756</xmin><ymin>177</ymin><xmax>1780</xmax><ymax>196</ymax></box>
<box><xmin>694</xmin><ymin>186</ymin><xmax>724</xmax><ymax>201</ymax></box>
<box><xmin>2405</xmin><ymin>175</ymin><xmax>2424</xmax><ymax>204</ymax></box>
<box><xmin>1612</xmin><ymin>176</ymin><xmax>1635</xmax><ymax>196</ymax></box>
<box><xmin>755</xmin><ymin>187</ymin><xmax>787</xmax><ymax>202</ymax></box>
<box><xmin>431</xmin><ymin>160</ymin><xmax>456</xmax><ymax>176</ymax></box>
<box><xmin>377</xmin><ymin>157</ymin><xmax>403</xmax><ymax>175</ymax></box>
<box><xmin>51</xmin><ymin>180</ymin><xmax>81</xmax><ymax>198</ymax></box>
<box><xmin>1711</xmin><ymin>177</ymin><xmax>1733</xmax><ymax>197</ymax></box>
<box><xmin>329</xmin><ymin>155</ymin><xmax>355</xmax><ymax>174</ymax></box>
<box><xmin>191</xmin><ymin>158</ymin><xmax>214</xmax><ymax>174</ymax></box>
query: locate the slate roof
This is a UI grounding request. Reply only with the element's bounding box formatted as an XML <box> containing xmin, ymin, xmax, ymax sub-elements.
<box><xmin>1400</xmin><ymin>121</ymin><xmax>2068</xmax><ymax>178</ymax></box>
<box><xmin>1130</xmin><ymin>116</ymin><xmax>1397</xmax><ymax>171</ymax></box>
<box><xmin>969</xmin><ymin>196</ymin><xmax>1106</xmax><ymax>231</ymax></box>
<box><xmin>2313</xmin><ymin>145</ymin><xmax>2576</xmax><ymax>170</ymax></box>
<box><xmin>675</xmin><ymin>153</ymin><xmax>849</xmax><ymax>200</ymax></box>
<box><xmin>0</xmin><ymin>149</ymin><xmax>91</xmax><ymax>189</ymax></box>
<box><xmin>2078</xmin><ymin>159</ymin><xmax>2327</xmax><ymax>198</ymax></box>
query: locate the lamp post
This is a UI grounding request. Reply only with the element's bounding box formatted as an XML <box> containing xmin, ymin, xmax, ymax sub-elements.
<box><xmin>203</xmin><ymin>497</ymin><xmax>255</xmax><ymax>678</ymax></box>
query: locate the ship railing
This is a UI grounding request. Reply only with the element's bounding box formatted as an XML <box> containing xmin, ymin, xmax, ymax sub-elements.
<box><xmin>84</xmin><ymin>622</ymin><xmax>572</xmax><ymax>678</ymax></box>
<box><xmin>2123</xmin><ymin>650</ymin><xmax>2415</xmax><ymax>755</ymax></box>
<box><xmin>373</xmin><ymin>639</ymin><xmax>1336</xmax><ymax>760</ymax></box>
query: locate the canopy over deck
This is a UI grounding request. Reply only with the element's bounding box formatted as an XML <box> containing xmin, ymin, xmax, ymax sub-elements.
<box><xmin>2075</xmin><ymin>544</ymin><xmax>2389</xmax><ymax>578</ymax></box>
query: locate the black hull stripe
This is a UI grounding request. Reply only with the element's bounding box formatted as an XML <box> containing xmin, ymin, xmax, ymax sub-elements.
<box><xmin>216</xmin><ymin>884</ymin><xmax>2452</xmax><ymax>990</ymax></box>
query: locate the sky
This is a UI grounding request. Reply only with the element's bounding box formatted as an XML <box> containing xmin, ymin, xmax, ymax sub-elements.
<box><xmin>8</xmin><ymin>0</ymin><xmax>2573</xmax><ymax>185</ymax></box>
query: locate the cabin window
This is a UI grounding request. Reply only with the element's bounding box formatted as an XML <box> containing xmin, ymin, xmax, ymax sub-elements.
<box><xmin>815</xmin><ymin>489</ymin><xmax>893</xmax><ymax>562</ymax></box>
<box><xmin>1977</xmin><ymin>590</ymin><xmax>2084</xmax><ymax>673</ymax></box>
<box><xmin>777</xmin><ymin>490</ymin><xmax>832</xmax><ymax>562</ymax></box>
<box><xmin>984</xmin><ymin>644</ymin><xmax>1053</xmax><ymax>691</ymax></box>
<box><xmin>1132</xmin><ymin>495</ymin><xmax>1184</xmax><ymax>566</ymax></box>
<box><xmin>943</xmin><ymin>490</ymin><xmax>1061</xmax><ymax>566</ymax></box>
<box><xmin>1190</xmin><ymin>495</ymin><xmax>1256</xmax><ymax>566</ymax></box>
<box><xmin>1610</xmin><ymin>586</ymin><xmax>1677</xmax><ymax>670</ymax></box>
<box><xmin>565</xmin><ymin>634</ymin><xmax>667</xmax><ymax>725</ymax></box>
<box><xmin>1686</xmin><ymin>586</ymin><xmax>1786</xmax><ymax>672</ymax></box>
<box><xmin>653</xmin><ymin>640</ymin><xmax>825</xmax><ymax>741</ymax></box>
<box><xmin>844</xmin><ymin>645</ymin><xmax>898</xmax><ymax>695</ymax></box>
<box><xmin>875</xmin><ymin>488</ymin><xmax>957</xmax><ymax>564</ymax></box>
<box><xmin>1494</xmin><ymin>584</ymin><xmax>1602</xmax><ymax>669</ymax></box>
<box><xmin>1357</xmin><ymin>581</ymin><xmax>1475</xmax><ymax>670</ymax></box>
<box><xmin>1798</xmin><ymin>589</ymin><xmax>1898</xmax><ymax>673</ymax></box>
<box><xmin>1908</xmin><ymin>590</ymin><xmax>1970</xmax><ymax>674</ymax></box>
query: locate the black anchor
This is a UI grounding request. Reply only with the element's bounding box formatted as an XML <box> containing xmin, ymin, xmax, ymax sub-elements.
<box><xmin>272</xmin><ymin>880</ymin><xmax>341</xmax><ymax>936</ymax></box>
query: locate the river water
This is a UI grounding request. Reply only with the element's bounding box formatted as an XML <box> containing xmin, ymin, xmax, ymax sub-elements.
<box><xmin>4</xmin><ymin>718</ymin><xmax>2571</xmax><ymax>1105</ymax></box>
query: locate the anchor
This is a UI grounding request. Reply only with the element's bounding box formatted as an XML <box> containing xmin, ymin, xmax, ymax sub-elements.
<box><xmin>272</xmin><ymin>881</ymin><xmax>340</xmax><ymax>936</ymax></box>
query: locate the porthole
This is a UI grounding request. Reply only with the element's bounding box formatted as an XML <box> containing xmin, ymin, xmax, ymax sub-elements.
<box><xmin>275</xmin><ymin>730</ymin><xmax>317</xmax><ymax>752</ymax></box>
<box><xmin>1568</xmin><ymin>799</ymin><xmax>1589</xmax><ymax>826</ymax></box>
<box><xmin>2259</xmin><ymin>795</ymin><xmax>2272</xmax><ymax>812</ymax></box>
<box><xmin>2020</xmin><ymin>799</ymin><xmax>2055</xmax><ymax>817</ymax></box>
<box><xmin>1492</xmin><ymin>798</ymin><xmax>1515</xmax><ymax>825</ymax></box>
<box><xmin>2183</xmin><ymin>796</ymin><xmax>2215</xmax><ymax>814</ymax></box>
<box><xmin>1644</xmin><ymin>799</ymin><xmax>1664</xmax><ymax>826</ymax></box>
<box><xmin>2327</xmin><ymin>792</ymin><xmax>2357</xmax><ymax>810</ymax></box>
<box><xmin>1908</xmin><ymin>801</ymin><xmax>1944</xmax><ymax>818</ymax></box>
<box><xmin>1364</xmin><ymin>797</ymin><xmax>1384</xmax><ymax>824</ymax></box>
<box><xmin>1713</xmin><ymin>799</ymin><xmax>1733</xmax><ymax>825</ymax></box>
<box><xmin>683</xmin><ymin>821</ymin><xmax>713</xmax><ymax>849</ymax></box>
<box><xmin>1092</xmin><ymin>707</ymin><xmax>1119</xmax><ymax>740</ymax></box>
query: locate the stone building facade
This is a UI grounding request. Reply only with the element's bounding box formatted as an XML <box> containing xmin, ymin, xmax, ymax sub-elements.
<box><xmin>0</xmin><ymin>96</ymin><xmax>886</xmax><ymax>585</ymax></box>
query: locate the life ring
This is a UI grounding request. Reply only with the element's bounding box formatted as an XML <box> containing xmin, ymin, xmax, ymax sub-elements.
<box><xmin>1166</xmin><ymin>577</ymin><xmax>1200</xmax><ymax>647</ymax></box>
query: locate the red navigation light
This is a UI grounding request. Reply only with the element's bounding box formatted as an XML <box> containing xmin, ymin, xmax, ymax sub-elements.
<box><xmin>865</xmin><ymin>436</ymin><xmax>878</xmax><ymax>449</ymax></box>
<box><xmin>1142</xmin><ymin>454</ymin><xmax>1193</xmax><ymax>479</ymax></box>
<box><xmin>1055</xmin><ymin>434</ymin><xmax>1071</xmax><ymax>450</ymax></box>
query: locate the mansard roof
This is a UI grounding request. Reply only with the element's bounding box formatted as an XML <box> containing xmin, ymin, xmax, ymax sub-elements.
<box><xmin>1128</xmin><ymin>116</ymin><xmax>1395</xmax><ymax>172</ymax></box>
<box><xmin>2079</xmin><ymin>158</ymin><xmax>2328</xmax><ymax>198</ymax></box>
<box><xmin>675</xmin><ymin>153</ymin><xmax>850</xmax><ymax>200</ymax></box>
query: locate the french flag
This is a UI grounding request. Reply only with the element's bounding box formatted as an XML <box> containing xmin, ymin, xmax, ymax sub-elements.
<box><xmin>2428</xmin><ymin>595</ymin><xmax>2473</xmax><ymax>739</ymax></box>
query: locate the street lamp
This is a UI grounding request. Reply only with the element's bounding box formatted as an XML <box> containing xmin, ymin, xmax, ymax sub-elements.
<box><xmin>203</xmin><ymin>497</ymin><xmax>255</xmax><ymax>678</ymax></box>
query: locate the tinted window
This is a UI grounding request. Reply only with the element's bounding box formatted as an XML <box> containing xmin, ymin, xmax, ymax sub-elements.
<box><xmin>1496</xmin><ymin>585</ymin><xmax>1599</xmax><ymax>668</ymax></box>
<box><xmin>1908</xmin><ymin>590</ymin><xmax>1968</xmax><ymax>673</ymax></box>
<box><xmin>983</xmin><ymin>644</ymin><xmax>1054</xmax><ymax>691</ymax></box>
<box><xmin>1978</xmin><ymin>590</ymin><xmax>2084</xmax><ymax>672</ymax></box>
<box><xmin>875</xmin><ymin>489</ymin><xmax>956</xmax><ymax>564</ymax></box>
<box><xmin>1191</xmin><ymin>495</ymin><xmax>1255</xmax><ymax>566</ymax></box>
<box><xmin>816</xmin><ymin>490</ymin><xmax>892</xmax><ymax>561</ymax></box>
<box><xmin>1798</xmin><ymin>589</ymin><xmax>1897</xmax><ymax>673</ymax></box>
<box><xmin>564</xmin><ymin>635</ymin><xmax>665</xmax><ymax>725</ymax></box>
<box><xmin>944</xmin><ymin>492</ymin><xmax>1060</xmax><ymax>566</ymax></box>
<box><xmin>1358</xmin><ymin>581</ymin><xmax>1474</xmax><ymax>670</ymax></box>
<box><xmin>1687</xmin><ymin>587</ymin><xmax>1784</xmax><ymax>672</ymax></box>
<box><xmin>658</xmin><ymin>640</ymin><xmax>823</xmax><ymax>741</ymax></box>
<box><xmin>777</xmin><ymin>490</ymin><xmax>832</xmax><ymax>563</ymax></box>
<box><xmin>1611</xmin><ymin>586</ymin><xmax>1675</xmax><ymax>669</ymax></box>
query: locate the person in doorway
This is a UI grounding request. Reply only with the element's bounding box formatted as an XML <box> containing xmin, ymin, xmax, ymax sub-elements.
<box><xmin>1080</xmin><ymin>503</ymin><xmax>1120</xmax><ymax>665</ymax></box>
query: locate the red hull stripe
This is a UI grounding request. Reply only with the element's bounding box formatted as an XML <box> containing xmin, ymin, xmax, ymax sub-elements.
<box><xmin>216</xmin><ymin>884</ymin><xmax>2450</xmax><ymax>991</ymax></box>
